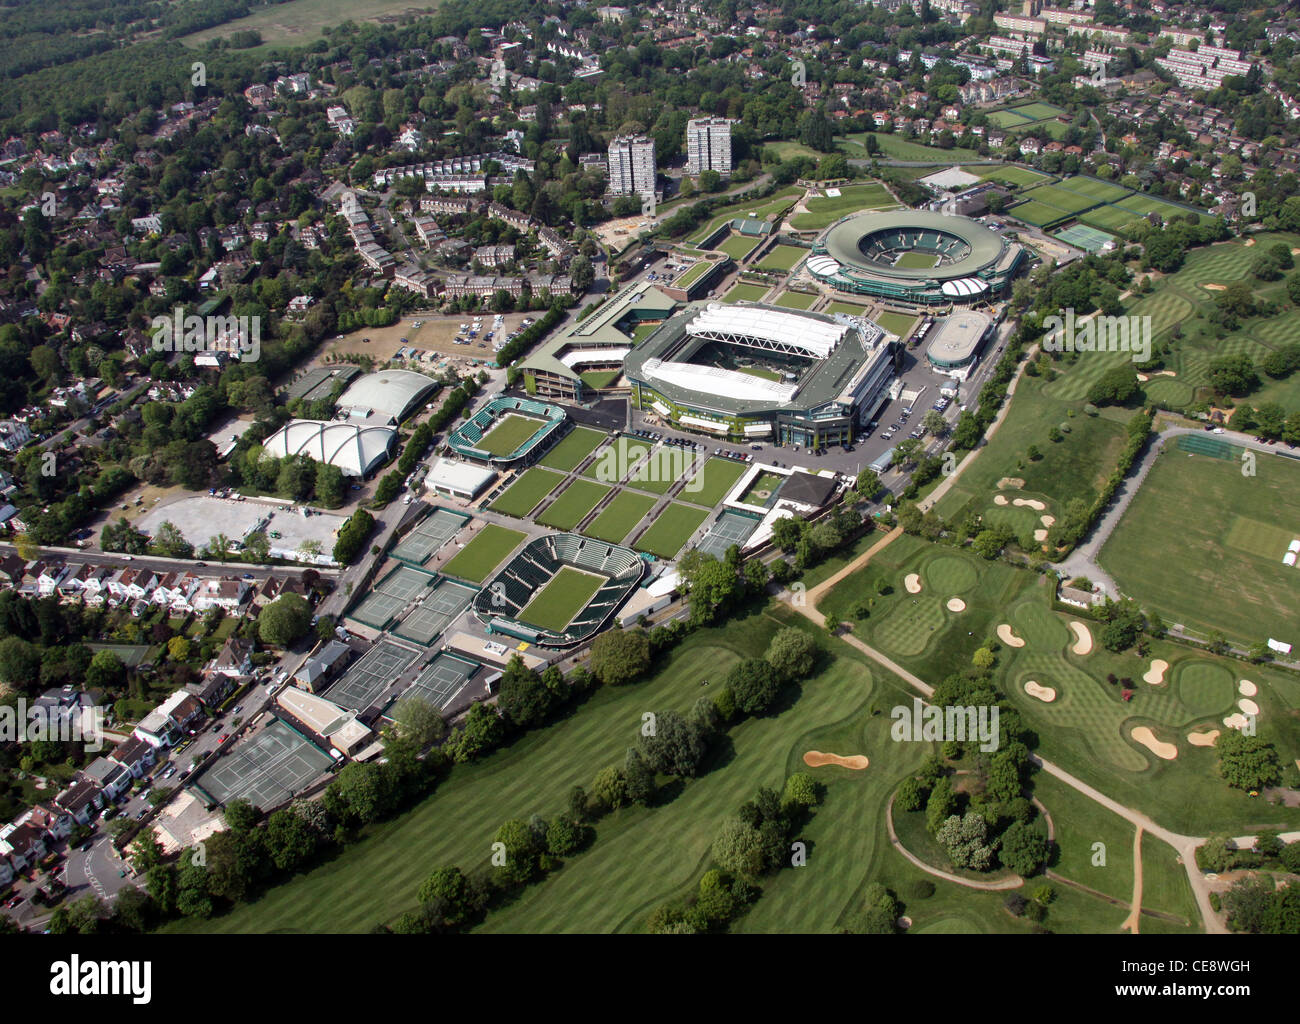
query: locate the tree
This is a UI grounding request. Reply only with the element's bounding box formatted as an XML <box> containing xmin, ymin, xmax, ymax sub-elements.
<box><xmin>589</xmin><ymin>628</ymin><xmax>650</xmax><ymax>685</ymax></box>
<box><xmin>765</xmin><ymin>627</ymin><xmax>818</xmax><ymax>681</ymax></box>
<box><xmin>167</xmin><ymin>636</ymin><xmax>192</xmax><ymax>662</ymax></box>
<box><xmin>152</xmin><ymin>521</ymin><xmax>194</xmax><ymax>559</ymax></box>
<box><xmin>1086</xmin><ymin>365</ymin><xmax>1141</xmax><ymax>406</ymax></box>
<box><xmin>639</xmin><ymin>709</ymin><xmax>710</xmax><ymax>777</ymax></box>
<box><xmin>1216</xmin><ymin>731</ymin><xmax>1282</xmax><ymax>791</ymax></box>
<box><xmin>999</xmin><ymin>820</ymin><xmax>1049</xmax><ymax>876</ymax></box>
<box><xmin>0</xmin><ymin>636</ymin><xmax>40</xmax><ymax>692</ymax></box>
<box><xmin>497</xmin><ymin>656</ymin><xmax>553</xmax><ymax>730</ymax></box>
<box><xmin>389</xmin><ymin>697</ymin><xmax>446</xmax><ymax>750</ymax></box>
<box><xmin>258</xmin><ymin>593</ymin><xmax>312</xmax><ymax>646</ymax></box>
<box><xmin>925</xmin><ymin>776</ymin><xmax>958</xmax><ymax>833</ymax></box>
<box><xmin>447</xmin><ymin>703</ymin><xmax>505</xmax><ymax>762</ymax></box>
<box><xmin>725</xmin><ymin>658</ymin><xmax>782</xmax><ymax>715</ymax></box>
<box><xmin>936</xmin><ymin>812</ymin><xmax>994</xmax><ymax>870</ymax></box>
<box><xmin>418</xmin><ymin>866</ymin><xmax>477</xmax><ymax>927</ymax></box>
<box><xmin>494</xmin><ymin>818</ymin><xmax>544</xmax><ymax>886</ymax></box>
<box><xmin>972</xmin><ymin>647</ymin><xmax>995</xmax><ymax>670</ymax></box>
<box><xmin>85</xmin><ymin>649</ymin><xmax>126</xmax><ymax>690</ymax></box>
<box><xmin>588</xmin><ymin>765</ymin><xmax>628</xmax><ymax>812</ymax></box>
<box><xmin>711</xmin><ymin>820</ymin><xmax>767</xmax><ymax>879</ymax></box>
<box><xmin>623</xmin><ymin>747</ymin><xmax>656</xmax><ymax>806</ymax></box>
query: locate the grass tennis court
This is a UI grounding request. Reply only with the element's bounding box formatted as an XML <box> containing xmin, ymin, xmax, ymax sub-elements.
<box><xmin>1058</xmin><ymin>175</ymin><xmax>1130</xmax><ymax>203</ymax></box>
<box><xmin>519</xmin><ymin>566</ymin><xmax>605</xmax><ymax>631</ymax></box>
<box><xmin>628</xmin><ymin>447</ymin><xmax>697</xmax><ymax>494</ymax></box>
<box><xmin>721</xmin><ymin>282</ymin><xmax>769</xmax><ymax>303</ymax></box>
<box><xmin>717</xmin><ymin>233</ymin><xmax>763</xmax><ymax>260</ymax></box>
<box><xmin>439</xmin><ymin>524</ymin><xmax>527</xmax><ymax>583</ymax></box>
<box><xmin>390</xmin><ymin>508</ymin><xmax>468</xmax><ymax>566</ymax></box>
<box><xmin>686</xmin><ymin>189</ymin><xmax>801</xmax><ymax>245</ymax></box>
<box><xmin>489</xmin><ymin>467</ymin><xmax>566</xmax><ymax>517</ymax></box>
<box><xmin>583</xmin><ymin>490</ymin><xmax>658</xmax><ymax>543</ymax></box>
<box><xmin>894</xmin><ymin>251</ymin><xmax>939</xmax><ymax>269</ymax></box>
<box><xmin>986</xmin><ymin>109</ymin><xmax>1034</xmax><ymax>128</ymax></box>
<box><xmin>682</xmin><ymin>457</ymin><xmax>748</xmax><ymax>506</ymax></box>
<box><xmin>1019</xmin><ymin>183</ymin><xmax>1099</xmax><ymax>215</ymax></box>
<box><xmin>826</xmin><ymin>300</ymin><xmax>871</xmax><ymax>315</ymax></box>
<box><xmin>1011</xmin><ymin>101</ymin><xmax>1068</xmax><ymax>120</ymax></box>
<box><xmin>579</xmin><ymin>369</ymin><xmax>622</xmax><ymax>390</ymax></box>
<box><xmin>1007</xmin><ymin>200</ymin><xmax>1073</xmax><ymax>228</ymax></box>
<box><xmin>584</xmin><ymin>436</ymin><xmax>653</xmax><ymax>482</ymax></box>
<box><xmin>538</xmin><ymin>426</ymin><xmax>607</xmax><ymax>471</ymax></box>
<box><xmin>875</xmin><ymin>310</ymin><xmax>918</xmax><ymax>337</ymax></box>
<box><xmin>755</xmin><ymin>245</ymin><xmax>807</xmax><ymax>272</ymax></box>
<box><xmin>634</xmin><ymin>502</ymin><xmax>711</xmax><ymax>558</ymax></box>
<box><xmin>772</xmin><ymin>290</ymin><xmax>819</xmax><ymax>310</ymax></box>
<box><xmin>976</xmin><ymin>165</ymin><xmax>1051</xmax><ymax>188</ymax></box>
<box><xmin>477</xmin><ymin>413</ymin><xmax>548</xmax><ymax>456</ymax></box>
<box><xmin>191</xmin><ymin>719</ymin><xmax>334</xmax><ymax>811</ymax></box>
<box><xmin>537</xmin><ymin>478</ymin><xmax>612</xmax><ymax>530</ymax></box>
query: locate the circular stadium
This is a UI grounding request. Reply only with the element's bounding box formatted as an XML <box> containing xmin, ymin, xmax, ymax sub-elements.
<box><xmin>807</xmin><ymin>210</ymin><xmax>1025</xmax><ymax>306</ymax></box>
<box><xmin>472</xmin><ymin>534</ymin><xmax>647</xmax><ymax>647</ymax></box>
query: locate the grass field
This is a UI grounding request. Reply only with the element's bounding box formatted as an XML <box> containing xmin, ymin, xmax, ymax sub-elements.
<box><xmin>584</xmin><ymin>436</ymin><xmax>653</xmax><ymax>483</ymax></box>
<box><xmin>633</xmin><ymin>502</ymin><xmax>711</xmax><ymax>558</ymax></box>
<box><xmin>683</xmin><ymin>457</ymin><xmax>748</xmax><ymax>507</ymax></box>
<box><xmin>788</xmin><ymin>183</ymin><xmax>898</xmax><ymax>230</ymax></box>
<box><xmin>875</xmin><ymin>310</ymin><xmax>918</xmax><ymax>338</ymax></box>
<box><xmin>582</xmin><ymin>491</ymin><xmax>658</xmax><ymax>543</ymax></box>
<box><xmin>894</xmin><ymin>251</ymin><xmax>939</xmax><ymax>269</ymax></box>
<box><xmin>478</xmin><ymin>414</ymin><xmax>546</xmax><ymax>456</ymax></box>
<box><xmin>627</xmin><ymin>447</ymin><xmax>697</xmax><ymax>494</ymax></box>
<box><xmin>488</xmin><ymin>467</ymin><xmax>566</xmax><ymax>518</ymax></box>
<box><xmin>686</xmin><ymin>190</ymin><xmax>801</xmax><ymax>246</ymax></box>
<box><xmin>841</xmin><ymin>133</ymin><xmax>981</xmax><ymax>163</ymax></box>
<box><xmin>974</xmin><ymin>165</ymin><xmax>1052</xmax><ymax>189</ymax></box>
<box><xmin>178</xmin><ymin>0</ymin><xmax>433</xmax><ymax>49</ymax></box>
<box><xmin>826</xmin><ymin>300</ymin><xmax>871</xmax><ymax>316</ymax></box>
<box><xmin>579</xmin><ymin>369</ymin><xmax>622</xmax><ymax>390</ymax></box>
<box><xmin>1099</xmin><ymin>436</ymin><xmax>1300</xmax><ymax>646</ymax></box>
<box><xmin>1007</xmin><ymin>200</ymin><xmax>1074</xmax><ymax>229</ymax></box>
<box><xmin>716</xmin><ymin>234</ymin><xmax>763</xmax><ymax>261</ymax></box>
<box><xmin>438</xmin><ymin>525</ymin><xmax>526</xmax><ymax>584</ymax></box>
<box><xmin>772</xmin><ymin>290</ymin><xmax>819</xmax><ymax>310</ymax></box>
<box><xmin>518</xmin><ymin>566</ymin><xmax>604</xmax><ymax>632</ymax></box>
<box><xmin>721</xmin><ymin>282</ymin><xmax>769</xmax><ymax>303</ymax></box>
<box><xmin>538</xmin><ymin>426</ymin><xmax>607</xmax><ymax>472</ymax></box>
<box><xmin>755</xmin><ymin>245</ymin><xmax>808</xmax><ymax>272</ymax></box>
<box><xmin>536</xmin><ymin>478</ymin><xmax>612</xmax><ymax>530</ymax></box>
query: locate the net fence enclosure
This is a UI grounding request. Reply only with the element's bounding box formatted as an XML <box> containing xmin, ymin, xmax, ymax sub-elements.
<box><xmin>392</xmin><ymin>580</ymin><xmax>479</xmax><ymax>645</ymax></box>
<box><xmin>391</xmin><ymin>508</ymin><xmax>471</xmax><ymax>565</ymax></box>
<box><xmin>1054</xmin><ymin>223</ymin><xmax>1116</xmax><ymax>254</ymax></box>
<box><xmin>1176</xmin><ymin>434</ymin><xmax>1235</xmax><ymax>460</ymax></box>
<box><xmin>695</xmin><ymin>510</ymin><xmax>762</xmax><ymax>559</ymax></box>
<box><xmin>189</xmin><ymin>719</ymin><xmax>335</xmax><ymax>811</ymax></box>
<box><xmin>321</xmin><ymin>638</ymin><xmax>421</xmax><ymax>712</ymax></box>
<box><xmin>386</xmin><ymin>652</ymin><xmax>483</xmax><ymax>715</ymax></box>
<box><xmin>348</xmin><ymin>564</ymin><xmax>440</xmax><ymax>629</ymax></box>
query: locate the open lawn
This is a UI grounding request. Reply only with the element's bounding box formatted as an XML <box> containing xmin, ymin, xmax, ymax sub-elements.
<box><xmin>582</xmin><ymin>491</ymin><xmax>658</xmax><ymax>543</ymax></box>
<box><xmin>538</xmin><ymin>426</ymin><xmax>607</xmax><ymax>472</ymax></box>
<box><xmin>755</xmin><ymin>245</ymin><xmax>808</xmax><ymax>272</ymax></box>
<box><xmin>974</xmin><ymin>165</ymin><xmax>1052</xmax><ymax>189</ymax></box>
<box><xmin>875</xmin><ymin>310</ymin><xmax>918</xmax><ymax>337</ymax></box>
<box><xmin>536</xmin><ymin>479</ymin><xmax>611</xmax><ymax>530</ymax></box>
<box><xmin>682</xmin><ymin>457</ymin><xmax>748</xmax><ymax>507</ymax></box>
<box><xmin>583</xmin><ymin>436</ymin><xmax>653</xmax><ymax>483</ymax></box>
<box><xmin>788</xmin><ymin>183</ymin><xmax>898</xmax><ymax>231</ymax></box>
<box><xmin>178</xmin><ymin>0</ymin><xmax>436</xmax><ymax>49</ymax></box>
<box><xmin>439</xmin><ymin>525</ymin><xmax>526</xmax><ymax>584</ymax></box>
<box><xmin>826</xmin><ymin>300</ymin><xmax>871</xmax><ymax>316</ymax></box>
<box><xmin>841</xmin><ymin>133</ymin><xmax>981</xmax><ymax>163</ymax></box>
<box><xmin>686</xmin><ymin>189</ymin><xmax>801</xmax><ymax>246</ymax></box>
<box><xmin>488</xmin><ymin>467</ymin><xmax>566</xmax><ymax>518</ymax></box>
<box><xmin>1099</xmin><ymin>436</ymin><xmax>1300</xmax><ymax>646</ymax></box>
<box><xmin>717</xmin><ymin>234</ymin><xmax>763</xmax><ymax>260</ymax></box>
<box><xmin>579</xmin><ymin>369</ymin><xmax>622</xmax><ymax>390</ymax></box>
<box><xmin>518</xmin><ymin>567</ymin><xmax>604</xmax><ymax>632</ymax></box>
<box><xmin>633</xmin><ymin>502</ymin><xmax>711</xmax><ymax>558</ymax></box>
<box><xmin>721</xmin><ymin>282</ymin><xmax>769</xmax><ymax>303</ymax></box>
<box><xmin>477</xmin><ymin>414</ymin><xmax>547</xmax><ymax>456</ymax></box>
<box><xmin>772</xmin><ymin>290</ymin><xmax>819</xmax><ymax>310</ymax></box>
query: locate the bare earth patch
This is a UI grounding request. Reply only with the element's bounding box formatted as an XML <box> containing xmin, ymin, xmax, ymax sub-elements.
<box><xmin>904</xmin><ymin>573</ymin><xmax>923</xmax><ymax>594</ymax></box>
<box><xmin>1237</xmin><ymin>698</ymin><xmax>1260</xmax><ymax>716</ymax></box>
<box><xmin>997</xmin><ymin>623</ymin><xmax>1026</xmax><ymax>648</ymax></box>
<box><xmin>1025</xmin><ymin>680</ymin><xmax>1057</xmax><ymax>702</ymax></box>
<box><xmin>946</xmin><ymin>597</ymin><xmax>966</xmax><ymax>612</ymax></box>
<box><xmin>803</xmin><ymin>750</ymin><xmax>869</xmax><ymax>770</ymax></box>
<box><xmin>1068</xmin><ymin>620</ymin><xmax>1094</xmax><ymax>655</ymax></box>
<box><xmin>1238</xmin><ymin>679</ymin><xmax>1257</xmax><ymax>697</ymax></box>
<box><xmin>1131</xmin><ymin>726</ymin><xmax>1178</xmax><ymax>760</ymax></box>
<box><xmin>1187</xmin><ymin>729</ymin><xmax>1220</xmax><ymax>747</ymax></box>
<box><xmin>1143</xmin><ymin>659</ymin><xmax>1169</xmax><ymax>685</ymax></box>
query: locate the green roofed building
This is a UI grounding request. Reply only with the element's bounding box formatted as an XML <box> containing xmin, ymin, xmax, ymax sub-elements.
<box><xmin>519</xmin><ymin>285</ymin><xmax>678</xmax><ymax>401</ymax></box>
<box><xmin>624</xmin><ymin>301</ymin><xmax>900</xmax><ymax>449</ymax></box>
<box><xmin>807</xmin><ymin>209</ymin><xmax>1025</xmax><ymax>306</ymax></box>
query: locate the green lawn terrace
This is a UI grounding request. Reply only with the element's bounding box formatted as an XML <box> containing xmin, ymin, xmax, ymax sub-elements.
<box><xmin>821</xmin><ymin>532</ymin><xmax>1300</xmax><ymax>836</ymax></box>
<box><xmin>788</xmin><ymin>182</ymin><xmax>899</xmax><ymax>232</ymax></box>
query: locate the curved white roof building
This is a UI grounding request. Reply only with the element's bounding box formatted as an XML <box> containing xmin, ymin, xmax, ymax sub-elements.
<box><xmin>262</xmin><ymin>420</ymin><xmax>396</xmax><ymax>477</ymax></box>
<box><xmin>337</xmin><ymin>369</ymin><xmax>439</xmax><ymax>424</ymax></box>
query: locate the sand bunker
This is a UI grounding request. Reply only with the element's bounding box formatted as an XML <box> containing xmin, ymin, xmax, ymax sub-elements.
<box><xmin>996</xmin><ymin>477</ymin><xmax>1025</xmax><ymax>490</ymax></box>
<box><xmin>1202</xmin><ymin>283</ymin><xmax>1226</xmax><ymax>291</ymax></box>
<box><xmin>997</xmin><ymin>624</ymin><xmax>1026</xmax><ymax>648</ymax></box>
<box><xmin>803</xmin><ymin>750</ymin><xmax>869</xmax><ymax>770</ymax></box>
<box><xmin>1223</xmin><ymin>713</ymin><xmax>1249</xmax><ymax>730</ymax></box>
<box><xmin>946</xmin><ymin>597</ymin><xmax>966</xmax><ymax>612</ymax></box>
<box><xmin>993</xmin><ymin>494</ymin><xmax>1009</xmax><ymax>506</ymax></box>
<box><xmin>1069</xmin><ymin>621</ymin><xmax>1094</xmax><ymax>655</ymax></box>
<box><xmin>1237</xmin><ymin>698</ymin><xmax>1259</xmax><ymax>716</ymax></box>
<box><xmin>1238</xmin><ymin>680</ymin><xmax>1257</xmax><ymax>697</ymax></box>
<box><xmin>1131</xmin><ymin>726</ymin><xmax>1178</xmax><ymax>760</ymax></box>
<box><xmin>1244</xmin><ymin>238</ymin><xmax>1256</xmax><ymax>247</ymax></box>
<box><xmin>1034</xmin><ymin>529</ymin><xmax>1049</xmax><ymax>542</ymax></box>
<box><xmin>1187</xmin><ymin>729</ymin><xmax>1220</xmax><ymax>747</ymax></box>
<box><xmin>904</xmin><ymin>573</ymin><xmax>923</xmax><ymax>594</ymax></box>
<box><xmin>1040</xmin><ymin>514</ymin><xmax>1055</xmax><ymax>527</ymax></box>
<box><xmin>1012</xmin><ymin>498</ymin><xmax>1047</xmax><ymax>511</ymax></box>
<box><xmin>1143</xmin><ymin>659</ymin><xmax>1169</xmax><ymax>685</ymax></box>
<box><xmin>1025</xmin><ymin>680</ymin><xmax>1057</xmax><ymax>702</ymax></box>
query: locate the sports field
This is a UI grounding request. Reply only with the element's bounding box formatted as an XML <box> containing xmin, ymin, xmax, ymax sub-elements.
<box><xmin>772</xmin><ymin>290</ymin><xmax>819</xmax><ymax>310</ymax></box>
<box><xmin>840</xmin><ymin>133</ymin><xmax>981</xmax><ymax>163</ymax></box>
<box><xmin>875</xmin><ymin>310</ymin><xmax>918</xmax><ymax>338</ymax></box>
<box><xmin>439</xmin><ymin>524</ymin><xmax>527</xmax><ymax>584</ymax></box>
<box><xmin>826</xmin><ymin>300</ymin><xmax>871</xmax><ymax>316</ymax></box>
<box><xmin>721</xmin><ymin>283</ymin><xmax>769</xmax><ymax>303</ymax></box>
<box><xmin>755</xmin><ymin>245</ymin><xmax>808</xmax><ymax>272</ymax></box>
<box><xmin>536</xmin><ymin>478</ymin><xmax>612</xmax><ymax>530</ymax></box>
<box><xmin>518</xmin><ymin>566</ymin><xmax>604</xmax><ymax>632</ymax></box>
<box><xmin>539</xmin><ymin>427</ymin><xmax>608</xmax><ymax>471</ymax></box>
<box><xmin>894</xmin><ymin>251</ymin><xmax>938</xmax><ymax>269</ymax></box>
<box><xmin>633</xmin><ymin>502</ymin><xmax>711</xmax><ymax>558</ymax></box>
<box><xmin>178</xmin><ymin>0</ymin><xmax>426</xmax><ymax>49</ymax></box>
<box><xmin>682</xmin><ymin>457</ymin><xmax>748</xmax><ymax>506</ymax></box>
<box><xmin>489</xmin><ymin>467</ymin><xmax>566</xmax><ymax>517</ymax></box>
<box><xmin>686</xmin><ymin>190</ymin><xmax>801</xmax><ymax>246</ymax></box>
<box><xmin>1007</xmin><ymin>200</ymin><xmax>1074</xmax><ymax>229</ymax></box>
<box><xmin>717</xmin><ymin>234</ymin><xmax>762</xmax><ymax>260</ymax></box>
<box><xmin>974</xmin><ymin>165</ymin><xmax>1051</xmax><ymax>189</ymax></box>
<box><xmin>477</xmin><ymin>414</ymin><xmax>547</xmax><ymax>456</ymax></box>
<box><xmin>583</xmin><ymin>491</ymin><xmax>658</xmax><ymax>543</ymax></box>
<box><xmin>1099</xmin><ymin>437</ymin><xmax>1300</xmax><ymax>646</ymax></box>
<box><xmin>789</xmin><ymin>183</ymin><xmax>898</xmax><ymax>230</ymax></box>
<box><xmin>627</xmin><ymin>447</ymin><xmax>697</xmax><ymax>494</ymax></box>
<box><xmin>584</xmin><ymin>436</ymin><xmax>653</xmax><ymax>483</ymax></box>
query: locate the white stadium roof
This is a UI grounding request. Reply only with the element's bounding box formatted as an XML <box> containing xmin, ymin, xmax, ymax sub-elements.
<box><xmin>941</xmin><ymin>277</ymin><xmax>990</xmax><ymax>298</ymax></box>
<box><xmin>806</xmin><ymin>255</ymin><xmax>842</xmax><ymax>277</ymax></box>
<box><xmin>641</xmin><ymin>358</ymin><xmax>798</xmax><ymax>403</ymax></box>
<box><xmin>262</xmin><ymin>419</ymin><xmax>396</xmax><ymax>477</ymax></box>
<box><xmin>337</xmin><ymin>369</ymin><xmax>438</xmax><ymax>423</ymax></box>
<box><xmin>424</xmin><ymin>457</ymin><xmax>497</xmax><ymax>498</ymax></box>
<box><xmin>687</xmin><ymin>303</ymin><xmax>848</xmax><ymax>358</ymax></box>
<box><xmin>558</xmin><ymin>347</ymin><xmax>631</xmax><ymax>368</ymax></box>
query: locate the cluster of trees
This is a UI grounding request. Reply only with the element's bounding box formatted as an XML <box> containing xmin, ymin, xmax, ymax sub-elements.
<box><xmin>331</xmin><ymin>508</ymin><xmax>375</xmax><ymax>565</ymax></box>
<box><xmin>673</xmin><ymin>546</ymin><xmax>771</xmax><ymax>626</ymax></box>
<box><xmin>646</xmin><ymin>774</ymin><xmax>823</xmax><ymax>933</ymax></box>
<box><xmin>257</xmin><ymin>593</ymin><xmax>313</xmax><ymax>648</ymax></box>
<box><xmin>1215</xmin><ymin>730</ymin><xmax>1284</xmax><ymax>792</ymax></box>
<box><xmin>1049</xmin><ymin>408</ymin><xmax>1153</xmax><ymax>553</ymax></box>
<box><xmin>1220</xmin><ymin>875</ymin><xmax>1300</xmax><ymax>934</ymax></box>
<box><xmin>768</xmin><ymin>508</ymin><xmax>864</xmax><ymax>575</ymax></box>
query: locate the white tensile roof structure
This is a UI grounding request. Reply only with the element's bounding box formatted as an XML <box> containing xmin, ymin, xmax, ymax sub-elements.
<box><xmin>337</xmin><ymin>369</ymin><xmax>439</xmax><ymax>423</ymax></box>
<box><xmin>940</xmin><ymin>277</ymin><xmax>990</xmax><ymax>298</ymax></box>
<box><xmin>686</xmin><ymin>303</ymin><xmax>849</xmax><ymax>358</ymax></box>
<box><xmin>262</xmin><ymin>420</ymin><xmax>396</xmax><ymax>477</ymax></box>
<box><xmin>641</xmin><ymin>358</ymin><xmax>797</xmax><ymax>403</ymax></box>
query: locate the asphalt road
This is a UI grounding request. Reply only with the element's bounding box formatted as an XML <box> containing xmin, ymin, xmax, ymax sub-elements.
<box><xmin>0</xmin><ymin>542</ymin><xmax>342</xmax><ymax>581</ymax></box>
